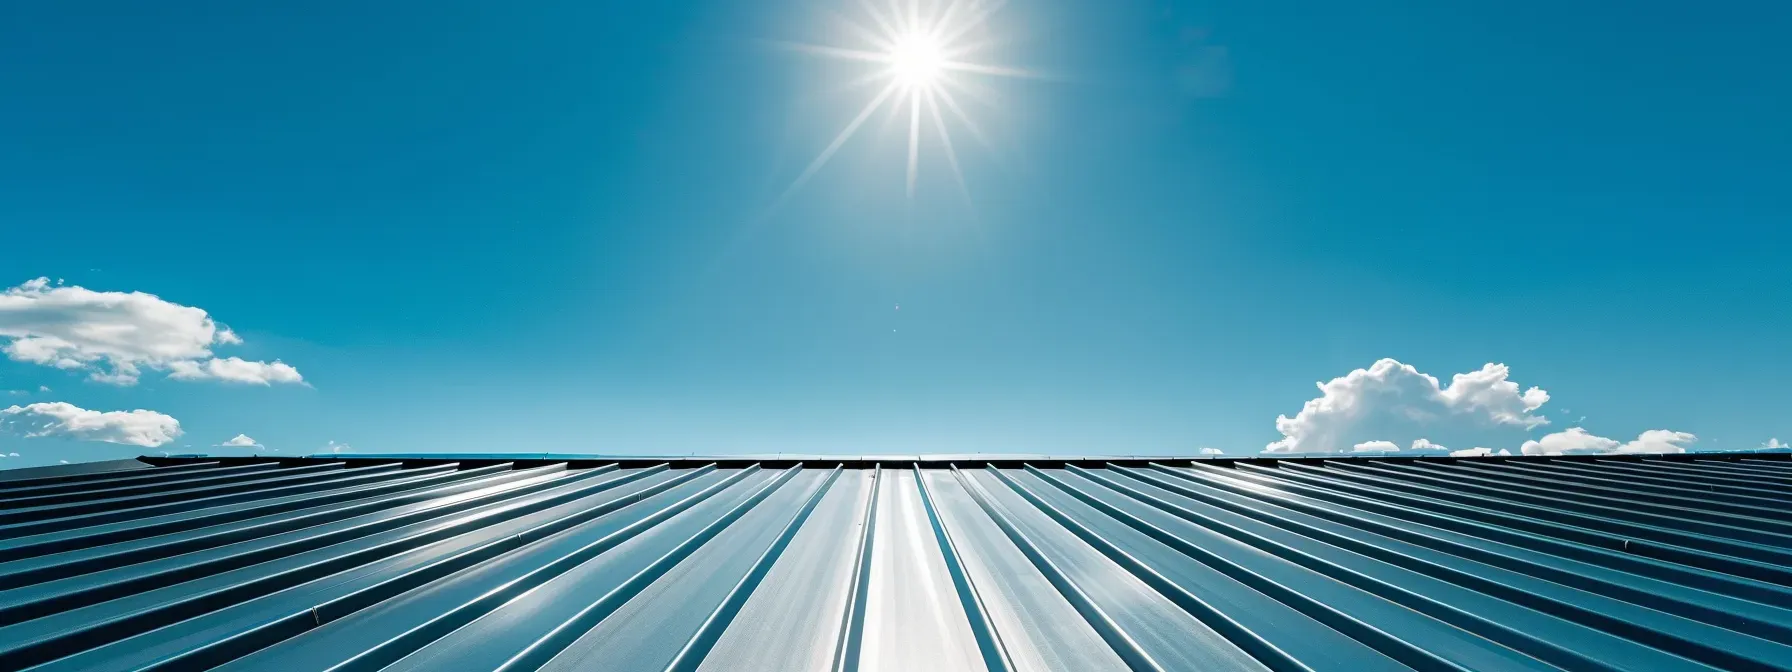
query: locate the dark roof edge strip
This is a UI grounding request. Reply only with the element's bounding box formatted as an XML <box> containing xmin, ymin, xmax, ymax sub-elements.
<box><xmin>136</xmin><ymin>451</ymin><xmax>1792</xmax><ymax>470</ymax></box>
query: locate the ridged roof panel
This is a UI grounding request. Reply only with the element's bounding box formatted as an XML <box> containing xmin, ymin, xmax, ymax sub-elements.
<box><xmin>1</xmin><ymin>454</ymin><xmax>1790</xmax><ymax>671</ymax></box>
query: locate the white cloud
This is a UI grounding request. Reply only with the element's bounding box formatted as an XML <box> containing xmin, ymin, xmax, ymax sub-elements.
<box><xmin>37</xmin><ymin>385</ymin><xmax>50</xmax><ymax>393</ymax></box>
<box><xmin>1410</xmin><ymin>438</ymin><xmax>1446</xmax><ymax>451</ymax></box>
<box><xmin>0</xmin><ymin>278</ymin><xmax>303</xmax><ymax>386</ymax></box>
<box><xmin>1762</xmin><ymin>438</ymin><xmax>1787</xmax><ymax>450</ymax></box>
<box><xmin>168</xmin><ymin>357</ymin><xmax>304</xmax><ymax>385</ymax></box>
<box><xmin>1353</xmin><ymin>440</ymin><xmax>1400</xmax><ymax>453</ymax></box>
<box><xmin>87</xmin><ymin>365</ymin><xmax>141</xmax><ymax>386</ymax></box>
<box><xmin>1</xmin><ymin>401</ymin><xmax>181</xmax><ymax>447</ymax></box>
<box><xmin>1521</xmin><ymin>427</ymin><xmax>1696</xmax><ymax>455</ymax></box>
<box><xmin>325</xmin><ymin>440</ymin><xmax>350</xmax><ymax>454</ymax></box>
<box><xmin>1620</xmin><ymin>429</ymin><xmax>1698</xmax><ymax>454</ymax></box>
<box><xmin>1520</xmin><ymin>427</ymin><xmax>1617</xmax><ymax>455</ymax></box>
<box><xmin>1198</xmin><ymin>447</ymin><xmax>1224</xmax><ymax>455</ymax></box>
<box><xmin>1266</xmin><ymin>359</ymin><xmax>1550</xmax><ymax>454</ymax></box>
<box><xmin>216</xmin><ymin>433</ymin><xmax>263</xmax><ymax>449</ymax></box>
<box><xmin>1450</xmin><ymin>447</ymin><xmax>1513</xmax><ymax>457</ymax></box>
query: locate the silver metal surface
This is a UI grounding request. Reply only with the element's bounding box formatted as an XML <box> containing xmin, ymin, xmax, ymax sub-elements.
<box><xmin>1</xmin><ymin>453</ymin><xmax>1790</xmax><ymax>671</ymax></box>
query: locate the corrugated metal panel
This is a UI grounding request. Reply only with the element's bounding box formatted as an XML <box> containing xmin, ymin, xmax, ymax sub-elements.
<box><xmin>1</xmin><ymin>454</ymin><xmax>1790</xmax><ymax>671</ymax></box>
<box><xmin>0</xmin><ymin>459</ymin><xmax>153</xmax><ymax>485</ymax></box>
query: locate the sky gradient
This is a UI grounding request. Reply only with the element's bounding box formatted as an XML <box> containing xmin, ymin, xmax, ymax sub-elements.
<box><xmin>2</xmin><ymin>0</ymin><xmax>1788</xmax><ymax>467</ymax></box>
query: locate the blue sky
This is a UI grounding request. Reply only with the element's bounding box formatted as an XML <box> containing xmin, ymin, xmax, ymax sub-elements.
<box><xmin>1</xmin><ymin>0</ymin><xmax>1788</xmax><ymax>467</ymax></box>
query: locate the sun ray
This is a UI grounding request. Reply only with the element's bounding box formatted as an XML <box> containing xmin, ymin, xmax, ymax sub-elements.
<box><xmin>936</xmin><ymin>0</ymin><xmax>1007</xmax><ymax>46</ymax></box>
<box><xmin>835</xmin><ymin>67</ymin><xmax>901</xmax><ymax>95</ymax></box>
<box><xmin>906</xmin><ymin>89</ymin><xmax>922</xmax><ymax>197</ymax></box>
<box><xmin>776</xmin><ymin>81</ymin><xmax>903</xmax><ymax>207</ymax></box>
<box><xmin>882</xmin><ymin>0</ymin><xmax>908</xmax><ymax>34</ymax></box>
<box><xmin>932</xmin><ymin>81</ymin><xmax>991</xmax><ymax>150</ymax></box>
<box><xmin>923</xmin><ymin>88</ymin><xmax>971</xmax><ymax>200</ymax></box>
<box><xmin>926</xmin><ymin>0</ymin><xmax>963</xmax><ymax>41</ymax></box>
<box><xmin>938</xmin><ymin>60</ymin><xmax>1039</xmax><ymax>79</ymax></box>
<box><xmin>937</xmin><ymin>73</ymin><xmax>1001</xmax><ymax>113</ymax></box>
<box><xmin>922</xmin><ymin>0</ymin><xmax>958</xmax><ymax>39</ymax></box>
<box><xmin>860</xmin><ymin>0</ymin><xmax>902</xmax><ymax>46</ymax></box>
<box><xmin>769</xmin><ymin>41</ymin><xmax>892</xmax><ymax>65</ymax></box>
<box><xmin>875</xmin><ymin>80</ymin><xmax>909</xmax><ymax>140</ymax></box>
<box><xmin>791</xmin><ymin>67</ymin><xmax>900</xmax><ymax>112</ymax></box>
<box><xmin>936</xmin><ymin>34</ymin><xmax>1013</xmax><ymax>61</ymax></box>
<box><xmin>822</xmin><ymin>9</ymin><xmax>895</xmax><ymax>51</ymax></box>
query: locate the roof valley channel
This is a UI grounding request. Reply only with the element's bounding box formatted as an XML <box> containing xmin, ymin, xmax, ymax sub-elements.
<box><xmin>695</xmin><ymin>467</ymin><xmax>874</xmax><ymax>672</ymax></box>
<box><xmin>854</xmin><ymin>468</ymin><xmax>989</xmax><ymax>671</ymax></box>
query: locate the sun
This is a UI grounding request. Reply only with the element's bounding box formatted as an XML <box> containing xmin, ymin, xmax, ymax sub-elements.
<box><xmin>773</xmin><ymin>0</ymin><xmax>1034</xmax><ymax>200</ymax></box>
<box><xmin>889</xmin><ymin>31</ymin><xmax>945</xmax><ymax>89</ymax></box>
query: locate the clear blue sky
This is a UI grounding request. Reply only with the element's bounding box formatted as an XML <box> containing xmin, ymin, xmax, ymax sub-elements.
<box><xmin>2</xmin><ymin>0</ymin><xmax>1788</xmax><ymax>466</ymax></box>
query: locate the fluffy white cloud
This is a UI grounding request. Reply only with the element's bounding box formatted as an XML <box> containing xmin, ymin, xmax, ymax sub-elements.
<box><xmin>1</xmin><ymin>402</ymin><xmax>181</xmax><ymax>447</ymax></box>
<box><xmin>1621</xmin><ymin>429</ymin><xmax>1698</xmax><ymax>454</ymax></box>
<box><xmin>216</xmin><ymin>433</ymin><xmax>263</xmax><ymax>449</ymax></box>
<box><xmin>0</xmin><ymin>278</ymin><xmax>303</xmax><ymax>386</ymax></box>
<box><xmin>1266</xmin><ymin>359</ymin><xmax>1550</xmax><ymax>454</ymax></box>
<box><xmin>1352</xmin><ymin>440</ymin><xmax>1400</xmax><ymax>453</ymax></box>
<box><xmin>1198</xmin><ymin>447</ymin><xmax>1224</xmax><ymax>455</ymax></box>
<box><xmin>1520</xmin><ymin>427</ymin><xmax>1616</xmax><ymax>455</ymax></box>
<box><xmin>325</xmin><ymin>440</ymin><xmax>351</xmax><ymax>454</ymax></box>
<box><xmin>1521</xmin><ymin>427</ymin><xmax>1696</xmax><ymax>455</ymax></box>
<box><xmin>1762</xmin><ymin>438</ymin><xmax>1787</xmax><ymax>450</ymax></box>
<box><xmin>1410</xmin><ymin>438</ymin><xmax>1446</xmax><ymax>451</ymax></box>
<box><xmin>168</xmin><ymin>357</ymin><xmax>304</xmax><ymax>385</ymax></box>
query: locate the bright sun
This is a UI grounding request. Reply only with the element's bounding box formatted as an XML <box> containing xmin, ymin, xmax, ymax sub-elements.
<box><xmin>889</xmin><ymin>32</ymin><xmax>945</xmax><ymax>89</ymax></box>
<box><xmin>774</xmin><ymin>0</ymin><xmax>1033</xmax><ymax>200</ymax></box>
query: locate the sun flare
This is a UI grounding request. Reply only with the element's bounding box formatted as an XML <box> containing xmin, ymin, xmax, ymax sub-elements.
<box><xmin>775</xmin><ymin>0</ymin><xmax>1033</xmax><ymax>201</ymax></box>
<box><xmin>889</xmin><ymin>31</ymin><xmax>946</xmax><ymax>89</ymax></box>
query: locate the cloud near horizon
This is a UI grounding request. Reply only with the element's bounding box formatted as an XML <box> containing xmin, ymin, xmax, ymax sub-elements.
<box><xmin>216</xmin><ymin>433</ymin><xmax>263</xmax><ymax>449</ymax></box>
<box><xmin>1520</xmin><ymin>427</ymin><xmax>1698</xmax><ymax>455</ymax></box>
<box><xmin>1</xmin><ymin>401</ymin><xmax>182</xmax><ymax>447</ymax></box>
<box><xmin>1266</xmin><ymin>358</ymin><xmax>1550</xmax><ymax>454</ymax></box>
<box><xmin>0</xmin><ymin>278</ymin><xmax>303</xmax><ymax>386</ymax></box>
<box><xmin>1266</xmin><ymin>358</ymin><xmax>1694</xmax><ymax>456</ymax></box>
<box><xmin>1449</xmin><ymin>447</ymin><xmax>1513</xmax><ymax>457</ymax></box>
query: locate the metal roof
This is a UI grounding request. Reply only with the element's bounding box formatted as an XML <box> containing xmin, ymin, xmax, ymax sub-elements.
<box><xmin>2</xmin><ymin>453</ymin><xmax>1791</xmax><ymax>671</ymax></box>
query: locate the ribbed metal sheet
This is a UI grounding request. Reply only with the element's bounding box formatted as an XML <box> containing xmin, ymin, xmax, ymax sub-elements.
<box><xmin>2</xmin><ymin>453</ymin><xmax>1790</xmax><ymax>671</ymax></box>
